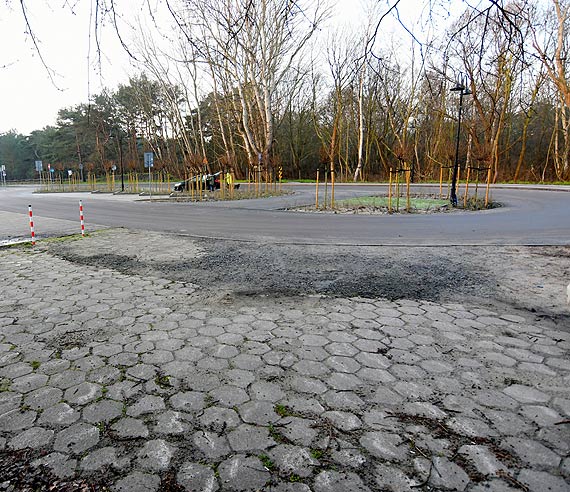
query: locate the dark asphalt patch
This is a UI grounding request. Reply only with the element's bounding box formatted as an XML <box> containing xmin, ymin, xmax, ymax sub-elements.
<box><xmin>54</xmin><ymin>242</ymin><xmax>495</xmax><ymax>302</ymax></box>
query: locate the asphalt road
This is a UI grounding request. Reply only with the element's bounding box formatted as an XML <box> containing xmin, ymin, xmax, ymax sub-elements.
<box><xmin>1</xmin><ymin>183</ymin><xmax>569</xmax><ymax>246</ymax></box>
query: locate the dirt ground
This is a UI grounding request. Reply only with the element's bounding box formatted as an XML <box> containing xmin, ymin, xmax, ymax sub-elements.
<box><xmin>45</xmin><ymin>228</ymin><xmax>570</xmax><ymax>330</ymax></box>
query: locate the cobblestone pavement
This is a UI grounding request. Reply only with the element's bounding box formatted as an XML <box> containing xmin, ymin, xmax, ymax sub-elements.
<box><xmin>0</xmin><ymin>235</ymin><xmax>569</xmax><ymax>491</ymax></box>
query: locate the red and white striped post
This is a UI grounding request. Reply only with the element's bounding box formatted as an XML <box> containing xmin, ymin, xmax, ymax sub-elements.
<box><xmin>28</xmin><ymin>204</ymin><xmax>36</xmax><ymax>245</ymax></box>
<box><xmin>79</xmin><ymin>200</ymin><xmax>85</xmax><ymax>237</ymax></box>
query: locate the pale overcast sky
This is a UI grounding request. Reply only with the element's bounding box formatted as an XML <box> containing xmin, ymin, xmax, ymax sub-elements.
<box><xmin>0</xmin><ymin>0</ymin><xmax>448</xmax><ymax>135</ymax></box>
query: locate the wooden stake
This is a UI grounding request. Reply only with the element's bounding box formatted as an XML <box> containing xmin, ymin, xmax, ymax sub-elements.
<box><xmin>315</xmin><ymin>169</ymin><xmax>319</xmax><ymax>209</ymax></box>
<box><xmin>463</xmin><ymin>166</ymin><xmax>471</xmax><ymax>207</ymax></box>
<box><xmin>406</xmin><ymin>164</ymin><xmax>411</xmax><ymax>212</ymax></box>
<box><xmin>395</xmin><ymin>167</ymin><xmax>400</xmax><ymax>212</ymax></box>
<box><xmin>324</xmin><ymin>170</ymin><xmax>328</xmax><ymax>209</ymax></box>
<box><xmin>331</xmin><ymin>169</ymin><xmax>335</xmax><ymax>209</ymax></box>
<box><xmin>485</xmin><ymin>167</ymin><xmax>491</xmax><ymax>207</ymax></box>
<box><xmin>388</xmin><ymin>168</ymin><xmax>393</xmax><ymax>212</ymax></box>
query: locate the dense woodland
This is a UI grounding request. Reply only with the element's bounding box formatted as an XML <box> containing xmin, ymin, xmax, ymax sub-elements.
<box><xmin>1</xmin><ymin>0</ymin><xmax>569</xmax><ymax>183</ymax></box>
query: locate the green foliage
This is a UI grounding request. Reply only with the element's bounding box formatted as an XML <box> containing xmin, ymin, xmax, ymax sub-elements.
<box><xmin>155</xmin><ymin>374</ymin><xmax>171</xmax><ymax>388</ymax></box>
<box><xmin>337</xmin><ymin>196</ymin><xmax>450</xmax><ymax>211</ymax></box>
<box><xmin>274</xmin><ymin>404</ymin><xmax>293</xmax><ymax>417</ymax></box>
<box><xmin>258</xmin><ymin>455</ymin><xmax>275</xmax><ymax>470</ymax></box>
<box><xmin>310</xmin><ymin>449</ymin><xmax>324</xmax><ymax>460</ymax></box>
<box><xmin>0</xmin><ymin>379</ymin><xmax>11</xmax><ymax>392</ymax></box>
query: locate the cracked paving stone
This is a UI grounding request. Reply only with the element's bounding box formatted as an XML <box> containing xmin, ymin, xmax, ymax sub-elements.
<box><xmin>313</xmin><ymin>470</ymin><xmax>372</xmax><ymax>492</ymax></box>
<box><xmin>502</xmin><ymin>438</ymin><xmax>562</xmax><ymax>467</ymax></box>
<box><xmin>458</xmin><ymin>445</ymin><xmax>505</xmax><ymax>476</ymax></box>
<box><xmin>322</xmin><ymin>390</ymin><xmax>365</xmax><ymax>411</ymax></box>
<box><xmin>87</xmin><ymin>366</ymin><xmax>122</xmax><ymax>385</ymax></box>
<box><xmin>0</xmin><ymin>362</ymin><xmax>33</xmax><ymax>379</ymax></box>
<box><xmin>112</xmin><ymin>471</ymin><xmax>161</xmax><ymax>492</ymax></box>
<box><xmin>192</xmin><ymin>430</ymin><xmax>231</xmax><ymax>459</ymax></box>
<box><xmin>11</xmin><ymin>373</ymin><xmax>48</xmax><ymax>393</ymax></box>
<box><xmin>170</xmin><ymin>391</ymin><xmax>205</xmax><ymax>412</ymax></box>
<box><xmin>331</xmin><ymin>445</ymin><xmax>367</xmax><ymax>469</ymax></box>
<box><xmin>106</xmin><ymin>380</ymin><xmax>141</xmax><ymax>401</ymax></box>
<box><xmin>415</xmin><ymin>456</ymin><xmax>470</xmax><ymax>491</ymax></box>
<box><xmin>200</xmin><ymin>406</ymin><xmax>241</xmax><ymax>432</ymax></box>
<box><xmin>289</xmin><ymin>376</ymin><xmax>328</xmax><ymax>395</ymax></box>
<box><xmin>447</xmin><ymin>416</ymin><xmax>498</xmax><ymax>438</ymax></box>
<box><xmin>269</xmin><ymin>444</ymin><xmax>319</xmax><ymax>478</ymax></box>
<box><xmin>32</xmin><ymin>452</ymin><xmax>77</xmax><ymax>478</ymax></box>
<box><xmin>184</xmin><ymin>371</ymin><xmax>221</xmax><ymax>391</ymax></box>
<box><xmin>278</xmin><ymin>417</ymin><xmax>318</xmax><ymax>446</ymax></box>
<box><xmin>137</xmin><ymin>439</ymin><xmax>177</xmax><ymax>471</ymax></box>
<box><xmin>503</xmin><ymin>384</ymin><xmax>550</xmax><ymax>404</ymax></box>
<box><xmin>520</xmin><ymin>405</ymin><xmax>563</xmax><ymax>427</ymax></box>
<box><xmin>326</xmin><ymin>356</ymin><xmax>361</xmax><ymax>374</ymax></box>
<box><xmin>83</xmin><ymin>399</ymin><xmax>124</xmax><ymax>423</ymax></box>
<box><xmin>127</xmin><ymin>395</ymin><xmax>165</xmax><ymax>417</ymax></box>
<box><xmin>0</xmin><ymin>409</ymin><xmax>37</xmax><ymax>431</ymax></box>
<box><xmin>323</xmin><ymin>410</ymin><xmax>362</xmax><ymax>431</ymax></box>
<box><xmin>270</xmin><ymin>485</ymin><xmax>311</xmax><ymax>492</ymax></box>
<box><xmin>38</xmin><ymin>402</ymin><xmax>80</xmax><ymax>426</ymax></box>
<box><xmin>73</xmin><ymin>355</ymin><xmax>105</xmax><ymax>372</ymax></box>
<box><xmin>111</xmin><ymin>417</ymin><xmax>149</xmax><ymax>439</ymax></box>
<box><xmin>239</xmin><ymin>400</ymin><xmax>280</xmax><ymax>425</ymax></box>
<box><xmin>64</xmin><ymin>382</ymin><xmax>102</xmax><ymax>405</ymax></box>
<box><xmin>282</xmin><ymin>396</ymin><xmax>325</xmax><ymax>415</ymax></box>
<box><xmin>517</xmin><ymin>469</ymin><xmax>570</xmax><ymax>492</ymax></box>
<box><xmin>249</xmin><ymin>381</ymin><xmax>285</xmax><ymax>401</ymax></box>
<box><xmin>360</xmin><ymin>431</ymin><xmax>408</xmax><ymax>461</ymax></box>
<box><xmin>374</xmin><ymin>463</ymin><xmax>417</xmax><ymax>492</ymax></box>
<box><xmin>209</xmin><ymin>385</ymin><xmax>249</xmax><ymax>407</ymax></box>
<box><xmin>218</xmin><ymin>455</ymin><xmax>270</xmax><ymax>491</ymax></box>
<box><xmin>81</xmin><ymin>446</ymin><xmax>130</xmax><ymax>471</ymax></box>
<box><xmin>23</xmin><ymin>386</ymin><xmax>63</xmax><ymax>410</ymax></box>
<box><xmin>399</xmin><ymin>401</ymin><xmax>448</xmax><ymax>420</ymax></box>
<box><xmin>327</xmin><ymin>373</ymin><xmax>363</xmax><ymax>391</ymax></box>
<box><xmin>127</xmin><ymin>364</ymin><xmax>158</xmax><ymax>381</ymax></box>
<box><xmin>49</xmin><ymin>370</ymin><xmax>86</xmax><ymax>390</ymax></box>
<box><xmin>227</xmin><ymin>424</ymin><xmax>276</xmax><ymax>452</ymax></box>
<box><xmin>154</xmin><ymin>410</ymin><xmax>191</xmax><ymax>435</ymax></box>
<box><xmin>8</xmin><ymin>426</ymin><xmax>54</xmax><ymax>450</ymax></box>
<box><xmin>176</xmin><ymin>462</ymin><xmax>219</xmax><ymax>492</ymax></box>
<box><xmin>53</xmin><ymin>422</ymin><xmax>100</xmax><ymax>454</ymax></box>
<box><xmin>0</xmin><ymin>392</ymin><xmax>21</xmax><ymax>413</ymax></box>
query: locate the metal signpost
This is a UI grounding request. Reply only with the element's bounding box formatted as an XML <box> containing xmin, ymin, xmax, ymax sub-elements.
<box><xmin>35</xmin><ymin>160</ymin><xmax>43</xmax><ymax>187</ymax></box>
<box><xmin>144</xmin><ymin>152</ymin><xmax>154</xmax><ymax>200</ymax></box>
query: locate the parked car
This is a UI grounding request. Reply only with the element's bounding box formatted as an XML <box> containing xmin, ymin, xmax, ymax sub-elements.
<box><xmin>173</xmin><ymin>172</ymin><xmax>221</xmax><ymax>192</ymax></box>
<box><xmin>173</xmin><ymin>172</ymin><xmax>240</xmax><ymax>192</ymax></box>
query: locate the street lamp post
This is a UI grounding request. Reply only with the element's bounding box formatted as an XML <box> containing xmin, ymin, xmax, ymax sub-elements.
<box><xmin>450</xmin><ymin>78</ymin><xmax>472</xmax><ymax>207</ymax></box>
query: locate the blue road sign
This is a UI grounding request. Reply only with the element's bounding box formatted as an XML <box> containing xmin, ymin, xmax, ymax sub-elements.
<box><xmin>144</xmin><ymin>152</ymin><xmax>154</xmax><ymax>168</ymax></box>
